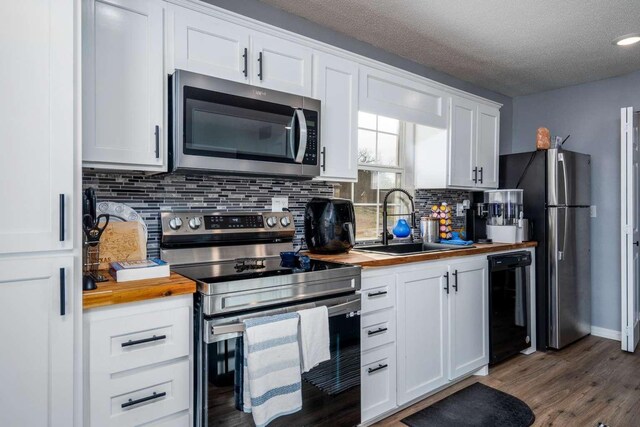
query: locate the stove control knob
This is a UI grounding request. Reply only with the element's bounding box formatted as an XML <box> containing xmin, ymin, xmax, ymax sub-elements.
<box><xmin>280</xmin><ymin>216</ymin><xmax>291</xmax><ymax>227</ymax></box>
<box><xmin>169</xmin><ymin>217</ymin><xmax>183</xmax><ymax>230</ymax></box>
<box><xmin>189</xmin><ymin>217</ymin><xmax>202</xmax><ymax>230</ymax></box>
<box><xmin>266</xmin><ymin>216</ymin><xmax>278</xmax><ymax>228</ymax></box>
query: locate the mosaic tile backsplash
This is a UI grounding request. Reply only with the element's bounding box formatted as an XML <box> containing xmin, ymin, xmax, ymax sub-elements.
<box><xmin>83</xmin><ymin>171</ymin><xmax>474</xmax><ymax>258</ymax></box>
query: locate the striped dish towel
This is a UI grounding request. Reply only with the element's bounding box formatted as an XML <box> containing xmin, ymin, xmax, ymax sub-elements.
<box><xmin>242</xmin><ymin>312</ymin><xmax>302</xmax><ymax>427</ymax></box>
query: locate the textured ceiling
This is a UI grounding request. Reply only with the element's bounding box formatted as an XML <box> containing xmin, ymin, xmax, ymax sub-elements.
<box><xmin>257</xmin><ymin>0</ymin><xmax>640</xmax><ymax>96</ymax></box>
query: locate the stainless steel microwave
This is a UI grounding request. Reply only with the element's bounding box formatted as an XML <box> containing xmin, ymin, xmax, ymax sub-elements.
<box><xmin>170</xmin><ymin>70</ymin><xmax>321</xmax><ymax>178</ymax></box>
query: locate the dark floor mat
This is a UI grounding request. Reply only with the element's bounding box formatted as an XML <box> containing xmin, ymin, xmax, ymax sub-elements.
<box><xmin>401</xmin><ymin>382</ymin><xmax>535</xmax><ymax>427</ymax></box>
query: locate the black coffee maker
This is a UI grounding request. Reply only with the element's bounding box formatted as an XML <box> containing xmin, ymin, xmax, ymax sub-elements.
<box><xmin>465</xmin><ymin>191</ymin><xmax>490</xmax><ymax>243</ymax></box>
<box><xmin>304</xmin><ymin>198</ymin><xmax>356</xmax><ymax>254</ymax></box>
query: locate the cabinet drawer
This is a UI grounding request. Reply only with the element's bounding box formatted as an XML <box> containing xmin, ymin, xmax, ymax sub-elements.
<box><xmin>89</xmin><ymin>305</ymin><xmax>190</xmax><ymax>374</ymax></box>
<box><xmin>90</xmin><ymin>359</ymin><xmax>190</xmax><ymax>427</ymax></box>
<box><xmin>362</xmin><ymin>309</ymin><xmax>395</xmax><ymax>352</ymax></box>
<box><xmin>361</xmin><ymin>345</ymin><xmax>397</xmax><ymax>423</ymax></box>
<box><xmin>361</xmin><ymin>282</ymin><xmax>395</xmax><ymax>313</ymax></box>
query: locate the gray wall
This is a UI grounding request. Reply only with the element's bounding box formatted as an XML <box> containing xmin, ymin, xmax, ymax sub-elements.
<box><xmin>509</xmin><ymin>70</ymin><xmax>640</xmax><ymax>332</ymax></box>
<box><xmin>203</xmin><ymin>0</ymin><xmax>513</xmax><ymax>154</ymax></box>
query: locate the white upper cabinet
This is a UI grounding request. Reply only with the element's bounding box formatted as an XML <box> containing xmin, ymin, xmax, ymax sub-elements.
<box><xmin>250</xmin><ymin>33</ymin><xmax>313</xmax><ymax>96</ymax></box>
<box><xmin>313</xmin><ymin>51</ymin><xmax>359</xmax><ymax>181</ymax></box>
<box><xmin>396</xmin><ymin>265</ymin><xmax>450</xmax><ymax>405</ymax></box>
<box><xmin>448</xmin><ymin>96</ymin><xmax>477</xmax><ymax>188</ymax></box>
<box><xmin>172</xmin><ymin>7</ymin><xmax>250</xmax><ymax>82</ymax></box>
<box><xmin>359</xmin><ymin>66</ymin><xmax>449</xmax><ymax>129</ymax></box>
<box><xmin>475</xmin><ymin>104</ymin><xmax>500</xmax><ymax>188</ymax></box>
<box><xmin>447</xmin><ymin>259</ymin><xmax>489</xmax><ymax>380</ymax></box>
<box><xmin>83</xmin><ymin>0</ymin><xmax>165</xmax><ymax>171</ymax></box>
<box><xmin>0</xmin><ymin>256</ymin><xmax>75</xmax><ymax>426</ymax></box>
<box><xmin>0</xmin><ymin>0</ymin><xmax>74</xmax><ymax>254</ymax></box>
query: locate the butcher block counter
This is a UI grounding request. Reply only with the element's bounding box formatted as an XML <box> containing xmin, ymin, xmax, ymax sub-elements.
<box><xmin>83</xmin><ymin>271</ymin><xmax>197</xmax><ymax>309</ymax></box>
<box><xmin>307</xmin><ymin>241</ymin><xmax>537</xmax><ymax>268</ymax></box>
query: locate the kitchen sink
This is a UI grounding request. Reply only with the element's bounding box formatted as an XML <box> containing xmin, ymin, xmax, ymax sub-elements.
<box><xmin>355</xmin><ymin>242</ymin><xmax>474</xmax><ymax>256</ymax></box>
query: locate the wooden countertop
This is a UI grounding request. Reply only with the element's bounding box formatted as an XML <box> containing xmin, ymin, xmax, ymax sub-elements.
<box><xmin>83</xmin><ymin>271</ymin><xmax>197</xmax><ymax>310</ymax></box>
<box><xmin>306</xmin><ymin>241</ymin><xmax>537</xmax><ymax>268</ymax></box>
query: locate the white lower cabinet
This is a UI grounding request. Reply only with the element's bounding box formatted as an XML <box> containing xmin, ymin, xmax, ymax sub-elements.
<box><xmin>84</xmin><ymin>295</ymin><xmax>193</xmax><ymax>427</ymax></box>
<box><xmin>361</xmin><ymin>256</ymin><xmax>491</xmax><ymax>424</ymax></box>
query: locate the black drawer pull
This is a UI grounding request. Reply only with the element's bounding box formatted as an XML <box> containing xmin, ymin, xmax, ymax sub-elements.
<box><xmin>242</xmin><ymin>47</ymin><xmax>248</xmax><ymax>77</ymax></box>
<box><xmin>367</xmin><ymin>327</ymin><xmax>388</xmax><ymax>336</ymax></box>
<box><xmin>452</xmin><ymin>270</ymin><xmax>458</xmax><ymax>292</ymax></box>
<box><xmin>367</xmin><ymin>290</ymin><xmax>388</xmax><ymax>298</ymax></box>
<box><xmin>121</xmin><ymin>391</ymin><xmax>166</xmax><ymax>409</ymax></box>
<box><xmin>367</xmin><ymin>363</ymin><xmax>388</xmax><ymax>374</ymax></box>
<box><xmin>59</xmin><ymin>194</ymin><xmax>65</xmax><ymax>241</ymax></box>
<box><xmin>122</xmin><ymin>334</ymin><xmax>166</xmax><ymax>348</ymax></box>
<box><xmin>258</xmin><ymin>51</ymin><xmax>263</xmax><ymax>80</ymax></box>
<box><xmin>59</xmin><ymin>268</ymin><xmax>66</xmax><ymax>316</ymax></box>
<box><xmin>444</xmin><ymin>272</ymin><xmax>450</xmax><ymax>294</ymax></box>
<box><xmin>154</xmin><ymin>125</ymin><xmax>160</xmax><ymax>159</ymax></box>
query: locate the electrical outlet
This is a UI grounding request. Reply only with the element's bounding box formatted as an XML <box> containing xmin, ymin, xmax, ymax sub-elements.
<box><xmin>590</xmin><ymin>205</ymin><xmax>597</xmax><ymax>218</ymax></box>
<box><xmin>272</xmin><ymin>197</ymin><xmax>289</xmax><ymax>212</ymax></box>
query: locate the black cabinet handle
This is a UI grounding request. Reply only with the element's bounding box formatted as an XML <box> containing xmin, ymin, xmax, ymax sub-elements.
<box><xmin>444</xmin><ymin>272</ymin><xmax>450</xmax><ymax>294</ymax></box>
<box><xmin>479</xmin><ymin>167</ymin><xmax>484</xmax><ymax>184</ymax></box>
<box><xmin>367</xmin><ymin>363</ymin><xmax>388</xmax><ymax>374</ymax></box>
<box><xmin>154</xmin><ymin>125</ymin><xmax>160</xmax><ymax>159</ymax></box>
<box><xmin>242</xmin><ymin>47</ymin><xmax>248</xmax><ymax>77</ymax></box>
<box><xmin>59</xmin><ymin>194</ymin><xmax>65</xmax><ymax>241</ymax></box>
<box><xmin>122</xmin><ymin>334</ymin><xmax>167</xmax><ymax>348</ymax></box>
<box><xmin>258</xmin><ymin>51</ymin><xmax>263</xmax><ymax>80</ymax></box>
<box><xmin>367</xmin><ymin>290</ymin><xmax>388</xmax><ymax>298</ymax></box>
<box><xmin>635</xmin><ymin>241</ymin><xmax>639</xmax><ymax>247</ymax></box>
<box><xmin>472</xmin><ymin>167</ymin><xmax>478</xmax><ymax>184</ymax></box>
<box><xmin>452</xmin><ymin>270</ymin><xmax>458</xmax><ymax>292</ymax></box>
<box><xmin>59</xmin><ymin>268</ymin><xmax>66</xmax><ymax>316</ymax></box>
<box><xmin>321</xmin><ymin>147</ymin><xmax>326</xmax><ymax>172</ymax></box>
<box><xmin>367</xmin><ymin>327</ymin><xmax>388</xmax><ymax>336</ymax></box>
<box><xmin>121</xmin><ymin>391</ymin><xmax>166</xmax><ymax>409</ymax></box>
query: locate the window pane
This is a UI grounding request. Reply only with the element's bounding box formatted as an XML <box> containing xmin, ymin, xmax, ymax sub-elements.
<box><xmin>358</xmin><ymin>129</ymin><xmax>377</xmax><ymax>164</ymax></box>
<box><xmin>354</xmin><ymin>169</ymin><xmax>377</xmax><ymax>204</ymax></box>
<box><xmin>358</xmin><ymin>111</ymin><xmax>377</xmax><ymax>130</ymax></box>
<box><xmin>377</xmin><ymin>133</ymin><xmax>399</xmax><ymax>166</ymax></box>
<box><xmin>378</xmin><ymin>171</ymin><xmax>401</xmax><ymax>191</ymax></box>
<box><xmin>378</xmin><ymin>116</ymin><xmax>399</xmax><ymax>134</ymax></box>
<box><xmin>333</xmin><ymin>182</ymin><xmax>352</xmax><ymax>199</ymax></box>
<box><xmin>355</xmin><ymin>206</ymin><xmax>378</xmax><ymax>240</ymax></box>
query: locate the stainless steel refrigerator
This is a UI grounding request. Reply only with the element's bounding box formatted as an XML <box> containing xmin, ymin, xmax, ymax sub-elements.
<box><xmin>500</xmin><ymin>148</ymin><xmax>591</xmax><ymax>350</ymax></box>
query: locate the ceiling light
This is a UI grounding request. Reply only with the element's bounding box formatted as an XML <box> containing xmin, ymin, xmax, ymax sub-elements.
<box><xmin>613</xmin><ymin>34</ymin><xmax>640</xmax><ymax>46</ymax></box>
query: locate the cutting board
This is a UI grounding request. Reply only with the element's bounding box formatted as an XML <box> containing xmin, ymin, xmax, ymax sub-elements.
<box><xmin>98</xmin><ymin>221</ymin><xmax>147</xmax><ymax>269</ymax></box>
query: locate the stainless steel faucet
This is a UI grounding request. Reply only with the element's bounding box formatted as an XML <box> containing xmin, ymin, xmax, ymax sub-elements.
<box><xmin>381</xmin><ymin>188</ymin><xmax>417</xmax><ymax>245</ymax></box>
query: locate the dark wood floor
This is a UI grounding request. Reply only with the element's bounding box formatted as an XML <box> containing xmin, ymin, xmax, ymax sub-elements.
<box><xmin>376</xmin><ymin>336</ymin><xmax>640</xmax><ymax>426</ymax></box>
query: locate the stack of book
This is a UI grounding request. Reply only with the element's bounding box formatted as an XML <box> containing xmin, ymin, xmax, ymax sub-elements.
<box><xmin>109</xmin><ymin>258</ymin><xmax>170</xmax><ymax>282</ymax></box>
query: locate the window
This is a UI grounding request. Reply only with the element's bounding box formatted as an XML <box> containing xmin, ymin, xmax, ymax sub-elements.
<box><xmin>335</xmin><ymin>112</ymin><xmax>413</xmax><ymax>241</ymax></box>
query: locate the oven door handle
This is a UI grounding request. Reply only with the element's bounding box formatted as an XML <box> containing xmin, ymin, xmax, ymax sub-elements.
<box><xmin>293</xmin><ymin>108</ymin><xmax>307</xmax><ymax>164</ymax></box>
<box><xmin>209</xmin><ymin>297</ymin><xmax>361</xmax><ymax>337</ymax></box>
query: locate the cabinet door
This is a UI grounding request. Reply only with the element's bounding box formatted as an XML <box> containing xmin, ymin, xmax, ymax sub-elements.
<box><xmin>313</xmin><ymin>52</ymin><xmax>358</xmax><ymax>181</ymax></box>
<box><xmin>448</xmin><ymin>259</ymin><xmax>489</xmax><ymax>380</ymax></box>
<box><xmin>250</xmin><ymin>33</ymin><xmax>313</xmax><ymax>96</ymax></box>
<box><xmin>173</xmin><ymin>7</ymin><xmax>250</xmax><ymax>82</ymax></box>
<box><xmin>361</xmin><ymin>345</ymin><xmax>396</xmax><ymax>423</ymax></box>
<box><xmin>0</xmin><ymin>0</ymin><xmax>74</xmax><ymax>254</ymax></box>
<box><xmin>396</xmin><ymin>265</ymin><xmax>449</xmax><ymax>405</ymax></box>
<box><xmin>448</xmin><ymin>96</ymin><xmax>477</xmax><ymax>188</ymax></box>
<box><xmin>83</xmin><ymin>0</ymin><xmax>165</xmax><ymax>170</ymax></box>
<box><xmin>475</xmin><ymin>104</ymin><xmax>500</xmax><ymax>189</ymax></box>
<box><xmin>0</xmin><ymin>256</ymin><xmax>74</xmax><ymax>426</ymax></box>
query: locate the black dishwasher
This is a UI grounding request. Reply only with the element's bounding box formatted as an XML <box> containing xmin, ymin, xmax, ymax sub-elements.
<box><xmin>488</xmin><ymin>251</ymin><xmax>532</xmax><ymax>365</ymax></box>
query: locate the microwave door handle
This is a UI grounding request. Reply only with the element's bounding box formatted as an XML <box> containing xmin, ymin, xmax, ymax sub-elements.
<box><xmin>287</xmin><ymin>114</ymin><xmax>296</xmax><ymax>160</ymax></box>
<box><xmin>294</xmin><ymin>108</ymin><xmax>307</xmax><ymax>164</ymax></box>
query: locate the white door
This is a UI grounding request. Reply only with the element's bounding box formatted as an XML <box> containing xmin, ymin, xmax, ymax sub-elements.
<box><xmin>0</xmin><ymin>0</ymin><xmax>74</xmax><ymax>254</ymax></box>
<box><xmin>475</xmin><ymin>104</ymin><xmax>500</xmax><ymax>189</ymax></box>
<box><xmin>396</xmin><ymin>265</ymin><xmax>449</xmax><ymax>405</ymax></box>
<box><xmin>448</xmin><ymin>259</ymin><xmax>489</xmax><ymax>379</ymax></box>
<box><xmin>172</xmin><ymin>6</ymin><xmax>250</xmax><ymax>82</ymax></box>
<box><xmin>621</xmin><ymin>106</ymin><xmax>640</xmax><ymax>352</ymax></box>
<box><xmin>250</xmin><ymin>33</ymin><xmax>313</xmax><ymax>96</ymax></box>
<box><xmin>83</xmin><ymin>0</ymin><xmax>165</xmax><ymax>170</ymax></box>
<box><xmin>0</xmin><ymin>256</ymin><xmax>75</xmax><ymax>426</ymax></box>
<box><xmin>448</xmin><ymin>96</ymin><xmax>477</xmax><ymax>188</ymax></box>
<box><xmin>313</xmin><ymin>52</ymin><xmax>358</xmax><ymax>181</ymax></box>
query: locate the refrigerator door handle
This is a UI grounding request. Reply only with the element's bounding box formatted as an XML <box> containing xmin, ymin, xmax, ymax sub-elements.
<box><xmin>558</xmin><ymin>152</ymin><xmax>569</xmax><ymax>206</ymax></box>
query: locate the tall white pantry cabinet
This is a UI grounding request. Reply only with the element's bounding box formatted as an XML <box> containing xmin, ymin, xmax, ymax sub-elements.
<box><xmin>0</xmin><ymin>0</ymin><xmax>80</xmax><ymax>426</ymax></box>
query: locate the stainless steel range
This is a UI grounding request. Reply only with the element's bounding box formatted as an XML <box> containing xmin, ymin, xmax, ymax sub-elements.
<box><xmin>160</xmin><ymin>210</ymin><xmax>362</xmax><ymax>427</ymax></box>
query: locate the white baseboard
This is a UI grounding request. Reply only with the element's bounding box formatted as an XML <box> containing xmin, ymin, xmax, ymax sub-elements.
<box><xmin>590</xmin><ymin>326</ymin><xmax>621</xmax><ymax>341</ymax></box>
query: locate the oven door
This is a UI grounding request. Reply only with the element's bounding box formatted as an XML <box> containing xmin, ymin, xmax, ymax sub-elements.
<box><xmin>195</xmin><ymin>294</ymin><xmax>361</xmax><ymax>427</ymax></box>
<box><xmin>171</xmin><ymin>70</ymin><xmax>320</xmax><ymax>178</ymax></box>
